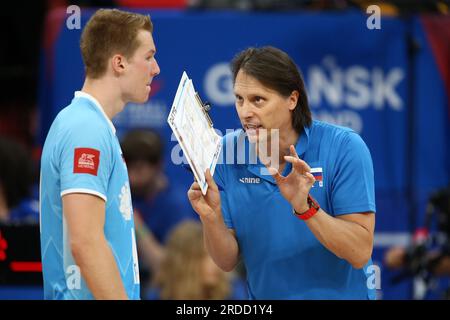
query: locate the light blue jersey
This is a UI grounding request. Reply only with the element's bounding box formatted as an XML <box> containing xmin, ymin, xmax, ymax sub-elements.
<box><xmin>40</xmin><ymin>92</ymin><xmax>140</xmax><ymax>300</ymax></box>
<box><xmin>215</xmin><ymin>120</ymin><xmax>376</xmax><ymax>299</ymax></box>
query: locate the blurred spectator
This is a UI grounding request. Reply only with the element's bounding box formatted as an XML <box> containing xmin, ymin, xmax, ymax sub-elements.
<box><xmin>121</xmin><ymin>129</ymin><xmax>198</xmax><ymax>243</ymax></box>
<box><xmin>0</xmin><ymin>137</ymin><xmax>38</xmax><ymax>224</ymax></box>
<box><xmin>148</xmin><ymin>221</ymin><xmax>247</xmax><ymax>300</ymax></box>
<box><xmin>385</xmin><ymin>246</ymin><xmax>450</xmax><ymax>276</ymax></box>
<box><xmin>120</xmin><ymin>129</ymin><xmax>198</xmax><ymax>293</ymax></box>
<box><xmin>384</xmin><ymin>187</ymin><xmax>450</xmax><ymax>296</ymax></box>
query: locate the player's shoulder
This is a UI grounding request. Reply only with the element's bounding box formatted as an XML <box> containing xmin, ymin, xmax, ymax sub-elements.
<box><xmin>311</xmin><ymin>119</ymin><xmax>354</xmax><ymax>137</ymax></box>
<box><xmin>55</xmin><ymin>100</ymin><xmax>111</xmax><ymax>138</ymax></box>
<box><xmin>311</xmin><ymin>120</ymin><xmax>365</xmax><ymax>148</ymax></box>
<box><xmin>59</xmin><ymin>99</ymin><xmax>106</xmax><ymax>128</ymax></box>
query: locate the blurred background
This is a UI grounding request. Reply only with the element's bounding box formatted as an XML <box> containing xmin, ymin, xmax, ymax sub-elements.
<box><xmin>0</xmin><ymin>0</ymin><xmax>449</xmax><ymax>300</ymax></box>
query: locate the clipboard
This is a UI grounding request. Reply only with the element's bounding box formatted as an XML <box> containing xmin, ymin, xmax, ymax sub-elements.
<box><xmin>168</xmin><ymin>72</ymin><xmax>222</xmax><ymax>195</ymax></box>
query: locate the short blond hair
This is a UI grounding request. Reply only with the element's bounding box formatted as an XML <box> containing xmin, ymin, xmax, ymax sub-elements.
<box><xmin>80</xmin><ymin>9</ymin><xmax>153</xmax><ymax>79</ymax></box>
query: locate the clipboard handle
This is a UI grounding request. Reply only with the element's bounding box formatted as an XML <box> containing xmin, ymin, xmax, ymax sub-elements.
<box><xmin>194</xmin><ymin>92</ymin><xmax>213</xmax><ymax>127</ymax></box>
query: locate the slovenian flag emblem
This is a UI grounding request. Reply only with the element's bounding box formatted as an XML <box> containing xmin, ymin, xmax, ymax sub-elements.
<box><xmin>311</xmin><ymin>167</ymin><xmax>323</xmax><ymax>187</ymax></box>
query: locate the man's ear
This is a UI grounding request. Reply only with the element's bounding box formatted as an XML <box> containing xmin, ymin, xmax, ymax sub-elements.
<box><xmin>111</xmin><ymin>54</ymin><xmax>126</xmax><ymax>74</ymax></box>
<box><xmin>288</xmin><ymin>90</ymin><xmax>299</xmax><ymax>111</ymax></box>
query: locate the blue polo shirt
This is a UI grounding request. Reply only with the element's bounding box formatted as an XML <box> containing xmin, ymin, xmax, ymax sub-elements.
<box><xmin>40</xmin><ymin>92</ymin><xmax>140</xmax><ymax>299</ymax></box>
<box><xmin>214</xmin><ymin>120</ymin><xmax>376</xmax><ymax>300</ymax></box>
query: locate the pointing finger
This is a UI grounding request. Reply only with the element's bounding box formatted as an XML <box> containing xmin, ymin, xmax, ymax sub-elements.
<box><xmin>284</xmin><ymin>156</ymin><xmax>311</xmax><ymax>174</ymax></box>
<box><xmin>205</xmin><ymin>169</ymin><xmax>218</xmax><ymax>191</ymax></box>
<box><xmin>290</xmin><ymin>145</ymin><xmax>299</xmax><ymax>159</ymax></box>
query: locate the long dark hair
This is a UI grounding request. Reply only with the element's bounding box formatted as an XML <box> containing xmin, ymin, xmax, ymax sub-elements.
<box><xmin>231</xmin><ymin>46</ymin><xmax>311</xmax><ymax>133</ymax></box>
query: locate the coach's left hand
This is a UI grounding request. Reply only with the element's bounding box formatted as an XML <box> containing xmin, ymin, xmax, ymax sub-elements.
<box><xmin>268</xmin><ymin>145</ymin><xmax>316</xmax><ymax>214</ymax></box>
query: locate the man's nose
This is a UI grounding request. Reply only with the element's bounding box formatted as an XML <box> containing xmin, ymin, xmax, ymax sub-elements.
<box><xmin>152</xmin><ymin>58</ymin><xmax>160</xmax><ymax>76</ymax></box>
<box><xmin>241</xmin><ymin>101</ymin><xmax>254</xmax><ymax>119</ymax></box>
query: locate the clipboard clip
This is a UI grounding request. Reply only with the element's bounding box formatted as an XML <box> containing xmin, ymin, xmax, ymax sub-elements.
<box><xmin>194</xmin><ymin>92</ymin><xmax>213</xmax><ymax>127</ymax></box>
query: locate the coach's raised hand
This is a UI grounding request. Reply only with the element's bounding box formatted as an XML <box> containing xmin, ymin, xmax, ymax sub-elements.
<box><xmin>268</xmin><ymin>145</ymin><xmax>316</xmax><ymax>214</ymax></box>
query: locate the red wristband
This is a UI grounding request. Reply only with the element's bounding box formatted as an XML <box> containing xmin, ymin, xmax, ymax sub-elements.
<box><xmin>293</xmin><ymin>195</ymin><xmax>320</xmax><ymax>220</ymax></box>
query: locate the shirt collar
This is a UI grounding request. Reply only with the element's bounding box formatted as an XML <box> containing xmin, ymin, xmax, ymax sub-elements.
<box><xmin>295</xmin><ymin>124</ymin><xmax>310</xmax><ymax>158</ymax></box>
<box><xmin>74</xmin><ymin>91</ymin><xmax>116</xmax><ymax>134</ymax></box>
<box><xmin>246</xmin><ymin>125</ymin><xmax>311</xmax><ymax>184</ymax></box>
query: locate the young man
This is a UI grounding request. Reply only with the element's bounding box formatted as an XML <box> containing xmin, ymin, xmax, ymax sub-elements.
<box><xmin>40</xmin><ymin>9</ymin><xmax>160</xmax><ymax>299</ymax></box>
<box><xmin>188</xmin><ymin>46</ymin><xmax>376</xmax><ymax>299</ymax></box>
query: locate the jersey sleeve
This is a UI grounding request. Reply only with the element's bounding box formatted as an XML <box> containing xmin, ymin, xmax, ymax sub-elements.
<box><xmin>331</xmin><ymin>132</ymin><xmax>376</xmax><ymax>215</ymax></box>
<box><xmin>58</xmin><ymin>122</ymin><xmax>112</xmax><ymax>201</ymax></box>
